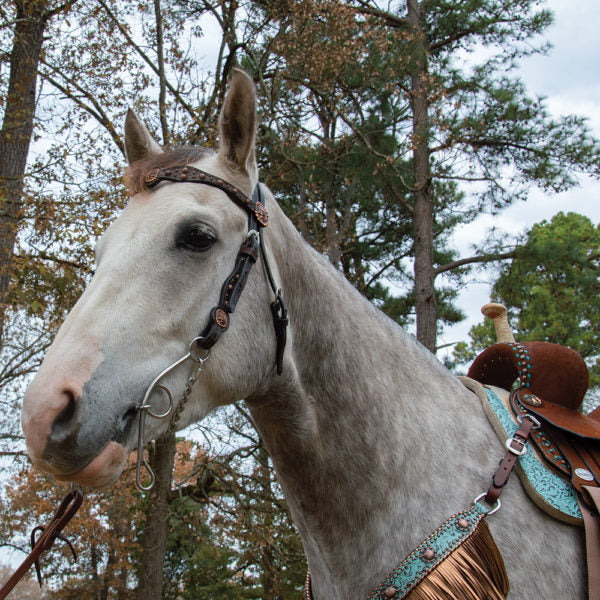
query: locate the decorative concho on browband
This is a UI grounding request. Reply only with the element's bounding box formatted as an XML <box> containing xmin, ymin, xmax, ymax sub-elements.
<box><xmin>144</xmin><ymin>165</ymin><xmax>269</xmax><ymax>226</ymax></box>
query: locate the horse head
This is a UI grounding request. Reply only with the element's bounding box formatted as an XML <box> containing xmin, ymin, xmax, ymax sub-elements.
<box><xmin>22</xmin><ymin>70</ymin><xmax>283</xmax><ymax>487</ymax></box>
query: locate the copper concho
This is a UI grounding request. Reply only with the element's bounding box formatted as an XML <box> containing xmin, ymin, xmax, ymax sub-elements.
<box><xmin>215</xmin><ymin>308</ymin><xmax>229</xmax><ymax>329</ymax></box>
<box><xmin>144</xmin><ymin>167</ymin><xmax>160</xmax><ymax>185</ymax></box>
<box><xmin>522</xmin><ymin>393</ymin><xmax>542</xmax><ymax>407</ymax></box>
<box><xmin>254</xmin><ymin>201</ymin><xmax>269</xmax><ymax>226</ymax></box>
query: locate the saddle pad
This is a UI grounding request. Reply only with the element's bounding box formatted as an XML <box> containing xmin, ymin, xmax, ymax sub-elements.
<box><xmin>459</xmin><ymin>376</ymin><xmax>582</xmax><ymax>526</ymax></box>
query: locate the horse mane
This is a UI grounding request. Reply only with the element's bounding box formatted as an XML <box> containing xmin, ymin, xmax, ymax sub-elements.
<box><xmin>124</xmin><ymin>147</ymin><xmax>213</xmax><ymax>195</ymax></box>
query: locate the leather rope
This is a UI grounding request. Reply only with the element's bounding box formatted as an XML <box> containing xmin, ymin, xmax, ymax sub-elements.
<box><xmin>0</xmin><ymin>489</ymin><xmax>83</xmax><ymax>599</ymax></box>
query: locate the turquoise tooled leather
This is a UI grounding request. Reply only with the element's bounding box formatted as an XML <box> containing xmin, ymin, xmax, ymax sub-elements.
<box><xmin>484</xmin><ymin>387</ymin><xmax>581</xmax><ymax>522</ymax></box>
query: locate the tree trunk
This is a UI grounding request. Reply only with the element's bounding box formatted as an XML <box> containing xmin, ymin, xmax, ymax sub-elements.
<box><xmin>256</xmin><ymin>446</ymin><xmax>279</xmax><ymax>599</ymax></box>
<box><xmin>135</xmin><ymin>432</ymin><xmax>176</xmax><ymax>600</ymax></box>
<box><xmin>0</xmin><ymin>0</ymin><xmax>49</xmax><ymax>348</ymax></box>
<box><xmin>407</xmin><ymin>0</ymin><xmax>437</xmax><ymax>353</ymax></box>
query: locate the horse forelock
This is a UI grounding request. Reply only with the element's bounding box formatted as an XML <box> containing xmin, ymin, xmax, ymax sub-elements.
<box><xmin>124</xmin><ymin>146</ymin><xmax>214</xmax><ymax>195</ymax></box>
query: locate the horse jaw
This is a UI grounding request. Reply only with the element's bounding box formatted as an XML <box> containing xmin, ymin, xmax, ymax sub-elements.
<box><xmin>53</xmin><ymin>442</ymin><xmax>128</xmax><ymax>488</ymax></box>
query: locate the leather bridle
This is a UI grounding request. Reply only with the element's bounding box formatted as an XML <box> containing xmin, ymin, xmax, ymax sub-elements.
<box><xmin>144</xmin><ymin>164</ymin><xmax>288</xmax><ymax>366</ymax></box>
<box><xmin>135</xmin><ymin>165</ymin><xmax>288</xmax><ymax>490</ymax></box>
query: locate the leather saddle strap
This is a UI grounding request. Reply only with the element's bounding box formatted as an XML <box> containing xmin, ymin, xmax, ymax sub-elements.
<box><xmin>510</xmin><ymin>391</ymin><xmax>572</xmax><ymax>477</ymax></box>
<box><xmin>545</xmin><ymin>426</ymin><xmax>600</xmax><ymax>498</ymax></box>
<box><xmin>485</xmin><ymin>415</ymin><xmax>535</xmax><ymax>504</ymax></box>
<box><xmin>580</xmin><ymin>486</ymin><xmax>600</xmax><ymax>600</ymax></box>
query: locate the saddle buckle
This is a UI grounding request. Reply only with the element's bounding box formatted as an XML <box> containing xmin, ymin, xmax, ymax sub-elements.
<box><xmin>505</xmin><ymin>435</ymin><xmax>528</xmax><ymax>456</ymax></box>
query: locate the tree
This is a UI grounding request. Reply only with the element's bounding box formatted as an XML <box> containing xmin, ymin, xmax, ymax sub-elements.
<box><xmin>3</xmin><ymin>2</ymin><xmax>600</xmax><ymax>597</ymax></box>
<box><xmin>236</xmin><ymin>0</ymin><xmax>468</xmax><ymax>330</ymax></box>
<box><xmin>0</xmin><ymin>0</ymin><xmax>81</xmax><ymax>347</ymax></box>
<box><xmin>134</xmin><ymin>433</ymin><xmax>176</xmax><ymax>600</ymax></box>
<box><xmin>1</xmin><ymin>3</ymin><xmax>303</xmax><ymax>597</ymax></box>
<box><xmin>0</xmin><ymin>565</ymin><xmax>50</xmax><ymax>599</ymax></box>
<box><xmin>453</xmin><ymin>212</ymin><xmax>600</xmax><ymax>392</ymax></box>
<box><xmin>0</xmin><ymin>0</ymin><xmax>49</xmax><ymax>348</ymax></box>
<box><xmin>257</xmin><ymin>0</ymin><xmax>600</xmax><ymax>352</ymax></box>
<box><xmin>163</xmin><ymin>413</ymin><xmax>306</xmax><ymax>599</ymax></box>
<box><xmin>0</xmin><ymin>0</ymin><xmax>89</xmax><ymax>467</ymax></box>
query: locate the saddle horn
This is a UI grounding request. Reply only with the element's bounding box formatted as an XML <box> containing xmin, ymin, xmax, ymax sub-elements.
<box><xmin>470</xmin><ymin>302</ymin><xmax>589</xmax><ymax>411</ymax></box>
<box><xmin>481</xmin><ymin>303</ymin><xmax>515</xmax><ymax>344</ymax></box>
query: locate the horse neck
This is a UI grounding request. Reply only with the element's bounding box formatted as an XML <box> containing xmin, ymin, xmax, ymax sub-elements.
<box><xmin>247</xmin><ymin>203</ymin><xmax>476</xmax><ymax>598</ymax></box>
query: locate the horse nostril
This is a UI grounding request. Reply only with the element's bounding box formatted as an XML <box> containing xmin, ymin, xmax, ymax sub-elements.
<box><xmin>49</xmin><ymin>385</ymin><xmax>83</xmax><ymax>444</ymax></box>
<box><xmin>53</xmin><ymin>391</ymin><xmax>77</xmax><ymax>428</ymax></box>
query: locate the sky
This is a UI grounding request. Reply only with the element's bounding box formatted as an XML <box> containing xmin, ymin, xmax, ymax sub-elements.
<box><xmin>436</xmin><ymin>0</ymin><xmax>600</xmax><ymax>356</ymax></box>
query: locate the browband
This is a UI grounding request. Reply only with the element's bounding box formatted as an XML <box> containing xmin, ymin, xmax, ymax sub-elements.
<box><xmin>144</xmin><ymin>165</ymin><xmax>269</xmax><ymax>226</ymax></box>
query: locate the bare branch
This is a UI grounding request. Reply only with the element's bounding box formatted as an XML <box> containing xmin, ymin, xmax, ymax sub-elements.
<box><xmin>43</xmin><ymin>0</ymin><xmax>80</xmax><ymax>22</ymax></box>
<box><xmin>95</xmin><ymin>0</ymin><xmax>197</xmax><ymax>121</ymax></box>
<box><xmin>153</xmin><ymin>0</ymin><xmax>169</xmax><ymax>145</ymax></box>
<box><xmin>434</xmin><ymin>251</ymin><xmax>515</xmax><ymax>276</ymax></box>
<box><xmin>350</xmin><ymin>1</ymin><xmax>409</xmax><ymax>29</ymax></box>
<box><xmin>39</xmin><ymin>59</ymin><xmax>125</xmax><ymax>155</ymax></box>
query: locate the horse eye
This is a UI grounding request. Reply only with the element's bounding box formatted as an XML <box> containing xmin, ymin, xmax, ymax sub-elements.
<box><xmin>176</xmin><ymin>223</ymin><xmax>216</xmax><ymax>252</ymax></box>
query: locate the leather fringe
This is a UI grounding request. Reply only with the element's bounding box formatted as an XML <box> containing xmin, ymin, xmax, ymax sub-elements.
<box><xmin>407</xmin><ymin>520</ymin><xmax>509</xmax><ymax>600</ymax></box>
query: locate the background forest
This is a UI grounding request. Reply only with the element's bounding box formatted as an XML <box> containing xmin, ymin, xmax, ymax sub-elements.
<box><xmin>1</xmin><ymin>0</ymin><xmax>599</xmax><ymax>598</ymax></box>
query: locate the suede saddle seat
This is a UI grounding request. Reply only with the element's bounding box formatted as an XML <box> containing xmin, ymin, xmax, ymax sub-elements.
<box><xmin>468</xmin><ymin>341</ymin><xmax>600</xmax><ymax>500</ymax></box>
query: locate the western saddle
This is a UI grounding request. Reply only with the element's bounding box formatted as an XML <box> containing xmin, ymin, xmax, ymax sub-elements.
<box><xmin>467</xmin><ymin>303</ymin><xmax>600</xmax><ymax>600</ymax></box>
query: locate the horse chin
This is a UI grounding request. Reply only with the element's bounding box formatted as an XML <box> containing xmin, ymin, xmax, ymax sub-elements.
<box><xmin>49</xmin><ymin>441</ymin><xmax>128</xmax><ymax>489</ymax></box>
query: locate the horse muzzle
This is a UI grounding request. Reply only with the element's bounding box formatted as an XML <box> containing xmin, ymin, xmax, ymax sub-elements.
<box><xmin>22</xmin><ymin>369</ymin><xmax>138</xmax><ymax>488</ymax></box>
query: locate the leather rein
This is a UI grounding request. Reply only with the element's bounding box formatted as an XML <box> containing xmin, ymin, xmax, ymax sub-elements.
<box><xmin>0</xmin><ymin>489</ymin><xmax>83</xmax><ymax>599</ymax></box>
<box><xmin>135</xmin><ymin>165</ymin><xmax>288</xmax><ymax>490</ymax></box>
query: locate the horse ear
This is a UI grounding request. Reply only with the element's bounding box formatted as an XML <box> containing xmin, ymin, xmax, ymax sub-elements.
<box><xmin>124</xmin><ymin>109</ymin><xmax>163</xmax><ymax>164</ymax></box>
<box><xmin>217</xmin><ymin>69</ymin><xmax>257</xmax><ymax>181</ymax></box>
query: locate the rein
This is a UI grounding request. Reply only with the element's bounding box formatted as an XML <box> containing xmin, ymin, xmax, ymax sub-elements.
<box><xmin>135</xmin><ymin>165</ymin><xmax>288</xmax><ymax>490</ymax></box>
<box><xmin>0</xmin><ymin>489</ymin><xmax>83</xmax><ymax>599</ymax></box>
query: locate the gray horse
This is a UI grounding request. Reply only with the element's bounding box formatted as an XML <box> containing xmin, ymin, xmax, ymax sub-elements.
<box><xmin>22</xmin><ymin>70</ymin><xmax>582</xmax><ymax>598</ymax></box>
